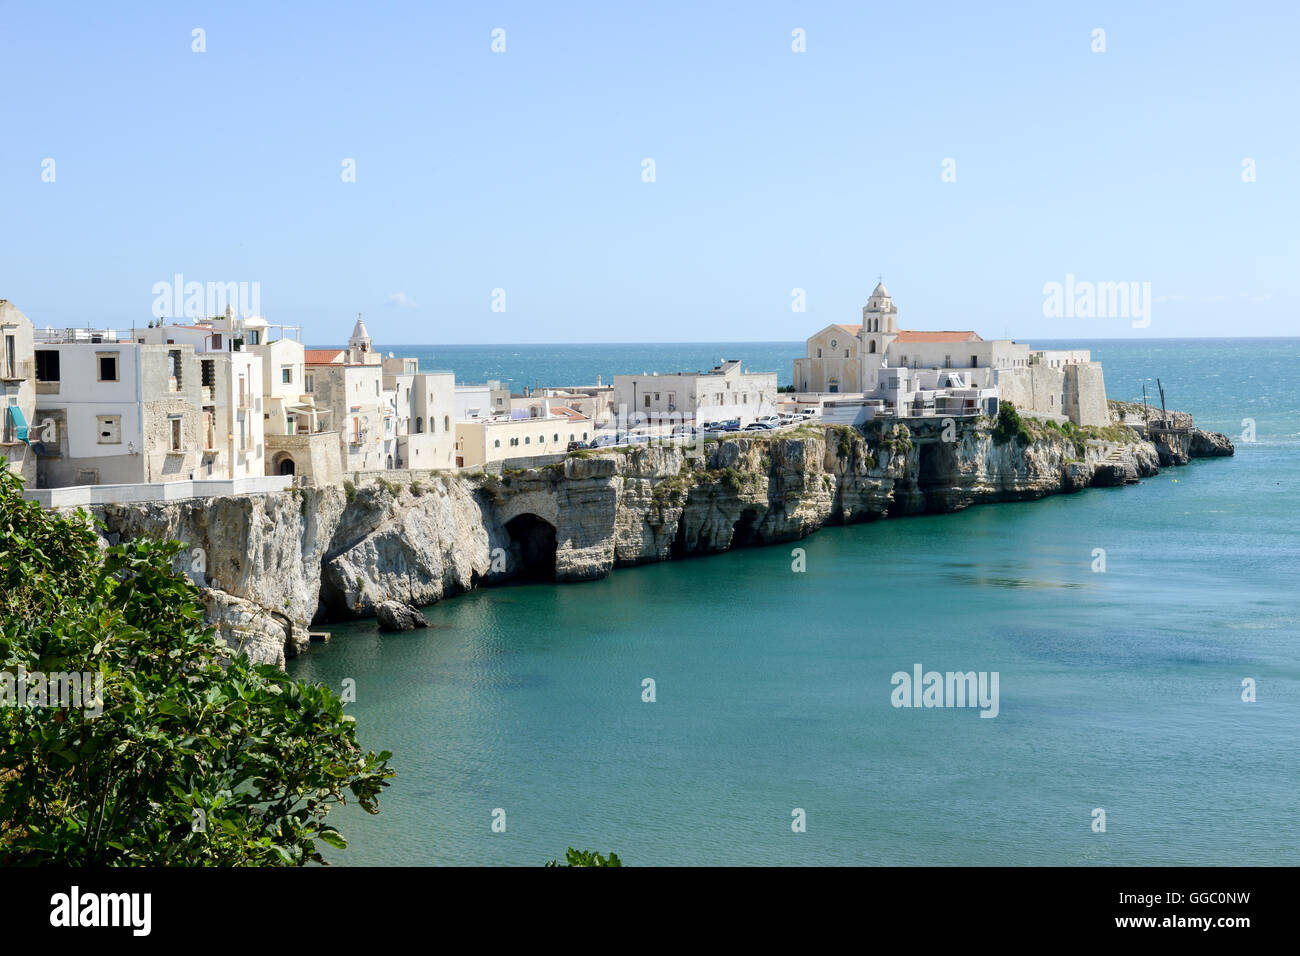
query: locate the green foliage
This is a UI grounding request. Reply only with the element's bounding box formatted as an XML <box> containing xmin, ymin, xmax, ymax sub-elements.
<box><xmin>716</xmin><ymin>467</ymin><xmax>759</xmax><ymax>493</ymax></box>
<box><xmin>993</xmin><ymin>402</ymin><xmax>1032</xmax><ymax>446</ymax></box>
<box><xmin>410</xmin><ymin>480</ymin><xmax>425</xmax><ymax>497</ymax></box>
<box><xmin>376</xmin><ymin>477</ymin><xmax>397</xmax><ymax>497</ymax></box>
<box><xmin>343</xmin><ymin>479</ymin><xmax>357</xmax><ymax>503</ymax></box>
<box><xmin>0</xmin><ymin>461</ymin><xmax>392</xmax><ymax>865</ymax></box>
<box><xmin>545</xmin><ymin>847</ymin><xmax>623</xmax><ymax>867</ymax></box>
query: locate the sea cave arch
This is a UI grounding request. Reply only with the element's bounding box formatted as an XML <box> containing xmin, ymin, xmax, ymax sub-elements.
<box><xmin>505</xmin><ymin>513</ymin><xmax>557</xmax><ymax>581</ymax></box>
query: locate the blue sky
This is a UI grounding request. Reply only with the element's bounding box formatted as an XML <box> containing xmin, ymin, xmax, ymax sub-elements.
<box><xmin>2</xmin><ymin>1</ymin><xmax>1297</xmax><ymax>343</ymax></box>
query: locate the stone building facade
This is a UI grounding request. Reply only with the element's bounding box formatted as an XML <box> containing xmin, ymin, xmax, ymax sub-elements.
<box><xmin>793</xmin><ymin>282</ymin><xmax>1109</xmax><ymax>427</ymax></box>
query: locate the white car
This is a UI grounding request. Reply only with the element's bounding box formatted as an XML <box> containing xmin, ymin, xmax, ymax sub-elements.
<box><xmin>754</xmin><ymin>415</ymin><xmax>782</xmax><ymax>428</ymax></box>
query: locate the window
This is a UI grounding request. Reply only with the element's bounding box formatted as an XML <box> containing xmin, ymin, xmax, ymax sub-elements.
<box><xmin>2</xmin><ymin>334</ymin><xmax>14</xmax><ymax>377</ymax></box>
<box><xmin>971</xmin><ymin>355</ymin><xmax>978</xmax><ymax>368</ymax></box>
<box><xmin>2</xmin><ymin>401</ymin><xmax>16</xmax><ymax>442</ymax></box>
<box><xmin>201</xmin><ymin>359</ymin><xmax>215</xmax><ymax>389</ymax></box>
<box><xmin>553</xmin><ymin>433</ymin><xmax>559</xmax><ymax>442</ymax></box>
<box><xmin>644</xmin><ymin>394</ymin><xmax>651</xmax><ymax>407</ymax></box>
<box><xmin>305</xmin><ymin>373</ymin><xmax>314</xmax><ymax>393</ymax></box>
<box><xmin>169</xmin><ymin>417</ymin><xmax>182</xmax><ymax>451</ymax></box>
<box><xmin>830</xmin><ymin>339</ymin><xmax>838</xmax><ymax>350</ymax></box>
<box><xmin>415</xmin><ymin>417</ymin><xmax>423</xmax><ymax>433</ymax></box>
<box><xmin>817</xmin><ymin>348</ymin><xmax>822</xmax><ymax>358</ymax></box>
<box><xmin>35</xmin><ymin>350</ymin><xmax>60</xmax><ymax>382</ymax></box>
<box><xmin>444</xmin><ymin>415</ymin><xmax>449</xmax><ymax>431</ymax></box>
<box><xmin>869</xmin><ymin>341</ymin><xmax>876</xmax><ymax>354</ymax></box>
<box><xmin>944</xmin><ymin>355</ymin><xmax>952</xmax><ymax>368</ymax></box>
<box><xmin>97</xmin><ymin>353</ymin><xmax>119</xmax><ymax>382</ymax></box>
<box><xmin>212</xmin><ymin>333</ymin><xmax>223</xmax><ymax>350</ymax></box>
<box><xmin>493</xmin><ymin>439</ymin><xmax>500</xmax><ymax>448</ymax></box>
<box><xmin>281</xmin><ymin>367</ymin><xmax>293</xmax><ymax>384</ymax></box>
<box><xmin>653</xmin><ymin>392</ymin><xmax>660</xmax><ymax>401</ymax></box>
<box><xmin>247</xmin><ymin>330</ymin><xmax>261</xmax><ymax>345</ymax></box>
<box><xmin>525</xmin><ymin>436</ymin><xmax>531</xmax><ymax>444</ymax></box>
<box><xmin>844</xmin><ymin>350</ymin><xmax>849</xmax><ymax>358</ymax></box>
<box><xmin>97</xmin><ymin>415</ymin><xmax>121</xmax><ymax>444</ymax></box>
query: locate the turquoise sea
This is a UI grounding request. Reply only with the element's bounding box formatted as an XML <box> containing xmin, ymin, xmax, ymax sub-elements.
<box><xmin>289</xmin><ymin>338</ymin><xmax>1300</xmax><ymax>866</ymax></box>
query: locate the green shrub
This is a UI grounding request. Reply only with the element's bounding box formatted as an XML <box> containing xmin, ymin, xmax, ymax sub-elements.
<box><xmin>993</xmin><ymin>403</ymin><xmax>1032</xmax><ymax>445</ymax></box>
<box><xmin>545</xmin><ymin>848</ymin><xmax>622</xmax><ymax>867</ymax></box>
<box><xmin>0</xmin><ymin>460</ymin><xmax>392</xmax><ymax>865</ymax></box>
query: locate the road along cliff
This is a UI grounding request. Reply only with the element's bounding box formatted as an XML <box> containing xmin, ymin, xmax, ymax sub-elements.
<box><xmin>89</xmin><ymin>408</ymin><xmax>1234</xmax><ymax>667</ymax></box>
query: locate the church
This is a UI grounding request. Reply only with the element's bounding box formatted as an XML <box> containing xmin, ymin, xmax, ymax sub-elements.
<box><xmin>793</xmin><ymin>282</ymin><xmax>1109</xmax><ymax>427</ymax></box>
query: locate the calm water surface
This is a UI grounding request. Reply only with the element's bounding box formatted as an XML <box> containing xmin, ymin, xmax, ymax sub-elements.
<box><xmin>290</xmin><ymin>338</ymin><xmax>1300</xmax><ymax>865</ymax></box>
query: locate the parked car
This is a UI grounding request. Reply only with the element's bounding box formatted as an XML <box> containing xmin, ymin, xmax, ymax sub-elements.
<box><xmin>590</xmin><ymin>434</ymin><xmax>619</xmax><ymax>447</ymax></box>
<box><xmin>745</xmin><ymin>421</ymin><xmax>776</xmax><ymax>431</ymax></box>
<box><xmin>671</xmin><ymin>424</ymin><xmax>697</xmax><ymax>437</ymax></box>
<box><xmin>716</xmin><ymin>418</ymin><xmax>742</xmax><ymax>432</ymax></box>
<box><xmin>754</xmin><ymin>415</ymin><xmax>782</xmax><ymax>428</ymax></box>
<box><xmin>567</xmin><ymin>440</ymin><xmax>589</xmax><ymax>451</ymax></box>
<box><xmin>797</xmin><ymin>408</ymin><xmax>818</xmax><ymax>419</ymax></box>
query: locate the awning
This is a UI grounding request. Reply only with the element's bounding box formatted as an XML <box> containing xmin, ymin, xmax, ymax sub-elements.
<box><xmin>7</xmin><ymin>405</ymin><xmax>29</xmax><ymax>443</ymax></box>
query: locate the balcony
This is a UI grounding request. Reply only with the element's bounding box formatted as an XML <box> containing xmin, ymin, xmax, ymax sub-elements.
<box><xmin>1</xmin><ymin>358</ymin><xmax>30</xmax><ymax>383</ymax></box>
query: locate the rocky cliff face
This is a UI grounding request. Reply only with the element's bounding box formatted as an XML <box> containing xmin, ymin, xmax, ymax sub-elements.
<box><xmin>89</xmin><ymin>415</ymin><xmax>1233</xmax><ymax>667</ymax></box>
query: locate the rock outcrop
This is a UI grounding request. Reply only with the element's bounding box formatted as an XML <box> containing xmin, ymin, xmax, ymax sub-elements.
<box><xmin>1191</xmin><ymin>428</ymin><xmax>1235</xmax><ymax>457</ymax></box>
<box><xmin>87</xmin><ymin>410</ymin><xmax>1233</xmax><ymax>666</ymax></box>
<box><xmin>375</xmin><ymin>600</ymin><xmax>430</xmax><ymax>632</ymax></box>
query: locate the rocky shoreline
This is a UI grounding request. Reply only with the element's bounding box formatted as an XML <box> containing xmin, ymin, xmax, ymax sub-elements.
<box><xmin>88</xmin><ymin>405</ymin><xmax>1234</xmax><ymax>667</ymax></box>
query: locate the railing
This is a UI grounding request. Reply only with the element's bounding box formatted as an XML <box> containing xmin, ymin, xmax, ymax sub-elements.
<box><xmin>23</xmin><ymin>474</ymin><xmax>293</xmax><ymax>509</ymax></box>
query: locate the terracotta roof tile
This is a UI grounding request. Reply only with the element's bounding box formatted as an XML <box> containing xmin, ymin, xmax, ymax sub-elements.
<box><xmin>304</xmin><ymin>349</ymin><xmax>345</xmax><ymax>364</ymax></box>
<box><xmin>893</xmin><ymin>330</ymin><xmax>982</xmax><ymax>343</ymax></box>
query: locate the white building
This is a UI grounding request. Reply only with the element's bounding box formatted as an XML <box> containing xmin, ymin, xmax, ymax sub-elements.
<box><xmin>793</xmin><ymin>282</ymin><xmax>1108</xmax><ymax>427</ymax></box>
<box><xmin>454</xmin><ymin>400</ymin><xmax>593</xmax><ymax>467</ymax></box>
<box><xmin>613</xmin><ymin>360</ymin><xmax>778</xmax><ymax>428</ymax></box>
<box><xmin>27</xmin><ymin>328</ymin><xmax>215</xmax><ymax>486</ymax></box>
<box><xmin>455</xmin><ymin>380</ymin><xmax>511</xmax><ymax>421</ymax></box>
<box><xmin>1</xmin><ymin>301</ymin><xmax>37</xmax><ymax>484</ymax></box>
<box><xmin>307</xmin><ymin>316</ymin><xmax>457</xmax><ymax>473</ymax></box>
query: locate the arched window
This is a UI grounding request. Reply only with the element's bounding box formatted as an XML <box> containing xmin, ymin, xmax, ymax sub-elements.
<box><xmin>494</xmin><ymin>439</ymin><xmax>500</xmax><ymax>448</ymax></box>
<box><xmin>869</xmin><ymin>340</ymin><xmax>876</xmax><ymax>353</ymax></box>
<box><xmin>553</xmin><ymin>433</ymin><xmax>559</xmax><ymax>442</ymax></box>
<box><xmin>415</xmin><ymin>417</ymin><xmax>423</xmax><ymax>433</ymax></box>
<box><xmin>525</xmin><ymin>436</ymin><xmax>531</xmax><ymax>444</ymax></box>
<box><xmin>444</xmin><ymin>415</ymin><xmax>450</xmax><ymax>431</ymax></box>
